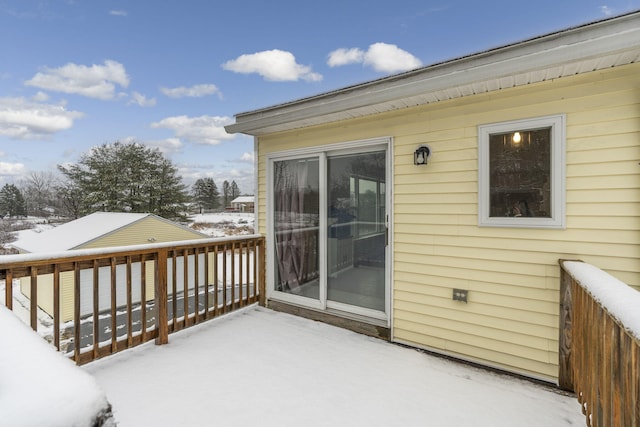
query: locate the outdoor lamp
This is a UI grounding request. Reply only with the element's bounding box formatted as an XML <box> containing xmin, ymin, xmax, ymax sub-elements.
<box><xmin>414</xmin><ymin>144</ymin><xmax>431</xmax><ymax>165</ymax></box>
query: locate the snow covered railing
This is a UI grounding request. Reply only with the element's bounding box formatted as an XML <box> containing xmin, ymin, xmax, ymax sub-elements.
<box><xmin>0</xmin><ymin>235</ymin><xmax>266</xmax><ymax>365</ymax></box>
<box><xmin>559</xmin><ymin>260</ymin><xmax>640</xmax><ymax>427</ymax></box>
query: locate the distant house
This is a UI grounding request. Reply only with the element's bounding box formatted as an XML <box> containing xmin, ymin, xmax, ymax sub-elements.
<box><xmin>230</xmin><ymin>196</ymin><xmax>255</xmax><ymax>212</ymax></box>
<box><xmin>225</xmin><ymin>12</ymin><xmax>640</xmax><ymax>384</ymax></box>
<box><xmin>12</xmin><ymin>212</ymin><xmax>207</xmax><ymax>322</ymax></box>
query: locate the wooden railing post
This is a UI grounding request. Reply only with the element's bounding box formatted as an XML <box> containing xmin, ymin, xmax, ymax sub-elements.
<box><xmin>74</xmin><ymin>262</ymin><xmax>81</xmax><ymax>364</ymax></box>
<box><xmin>4</xmin><ymin>270</ymin><xmax>12</xmax><ymax>310</ymax></box>
<box><xmin>30</xmin><ymin>266</ymin><xmax>38</xmax><ymax>331</ymax></box>
<box><xmin>155</xmin><ymin>249</ymin><xmax>169</xmax><ymax>345</ymax></box>
<box><xmin>558</xmin><ymin>259</ymin><xmax>576</xmax><ymax>391</ymax></box>
<box><xmin>258</xmin><ymin>237</ymin><xmax>266</xmax><ymax>307</ymax></box>
<box><xmin>53</xmin><ymin>265</ymin><xmax>60</xmax><ymax>351</ymax></box>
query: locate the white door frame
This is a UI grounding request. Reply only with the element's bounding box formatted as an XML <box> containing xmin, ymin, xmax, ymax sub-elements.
<box><xmin>266</xmin><ymin>137</ymin><xmax>392</xmax><ymax>326</ymax></box>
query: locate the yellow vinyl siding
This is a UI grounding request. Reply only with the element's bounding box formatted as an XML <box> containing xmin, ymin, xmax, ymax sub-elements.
<box><xmin>18</xmin><ymin>273</ymin><xmax>73</xmax><ymax>323</ymax></box>
<box><xmin>19</xmin><ymin>275</ymin><xmax>55</xmax><ymax>318</ymax></box>
<box><xmin>257</xmin><ymin>62</ymin><xmax>640</xmax><ymax>381</ymax></box>
<box><xmin>60</xmin><ymin>271</ymin><xmax>73</xmax><ymax>322</ymax></box>
<box><xmin>78</xmin><ymin>216</ymin><xmax>203</xmax><ymax>249</ymax></box>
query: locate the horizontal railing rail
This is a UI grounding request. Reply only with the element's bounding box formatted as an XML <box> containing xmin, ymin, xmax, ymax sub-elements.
<box><xmin>0</xmin><ymin>235</ymin><xmax>266</xmax><ymax>365</ymax></box>
<box><xmin>559</xmin><ymin>260</ymin><xmax>640</xmax><ymax>427</ymax></box>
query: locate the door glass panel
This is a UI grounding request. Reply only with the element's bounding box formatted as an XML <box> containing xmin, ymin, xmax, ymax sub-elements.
<box><xmin>273</xmin><ymin>158</ymin><xmax>320</xmax><ymax>300</ymax></box>
<box><xmin>327</xmin><ymin>151</ymin><xmax>386</xmax><ymax>312</ymax></box>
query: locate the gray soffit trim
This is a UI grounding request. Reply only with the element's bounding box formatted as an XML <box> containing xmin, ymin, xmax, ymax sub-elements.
<box><xmin>225</xmin><ymin>11</ymin><xmax>640</xmax><ymax>136</ymax></box>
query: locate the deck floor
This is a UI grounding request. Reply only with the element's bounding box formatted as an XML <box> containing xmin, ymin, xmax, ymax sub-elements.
<box><xmin>83</xmin><ymin>306</ymin><xmax>584</xmax><ymax>427</ymax></box>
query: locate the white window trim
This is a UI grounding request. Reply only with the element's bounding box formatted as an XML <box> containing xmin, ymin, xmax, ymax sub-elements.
<box><xmin>478</xmin><ymin>114</ymin><xmax>566</xmax><ymax>229</ymax></box>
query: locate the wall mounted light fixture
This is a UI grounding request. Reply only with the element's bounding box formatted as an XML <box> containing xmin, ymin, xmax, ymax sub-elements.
<box><xmin>414</xmin><ymin>144</ymin><xmax>431</xmax><ymax>165</ymax></box>
<box><xmin>512</xmin><ymin>132</ymin><xmax>522</xmax><ymax>145</ymax></box>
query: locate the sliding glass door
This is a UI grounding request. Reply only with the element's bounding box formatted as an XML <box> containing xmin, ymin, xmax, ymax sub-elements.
<box><xmin>272</xmin><ymin>157</ymin><xmax>320</xmax><ymax>301</ymax></box>
<box><xmin>327</xmin><ymin>151</ymin><xmax>386</xmax><ymax>313</ymax></box>
<box><xmin>269</xmin><ymin>140</ymin><xmax>389</xmax><ymax>322</ymax></box>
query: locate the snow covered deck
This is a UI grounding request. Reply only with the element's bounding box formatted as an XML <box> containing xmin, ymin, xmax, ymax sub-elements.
<box><xmin>83</xmin><ymin>305</ymin><xmax>583</xmax><ymax>427</ymax></box>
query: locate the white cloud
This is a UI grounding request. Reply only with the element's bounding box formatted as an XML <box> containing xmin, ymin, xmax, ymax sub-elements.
<box><xmin>0</xmin><ymin>162</ymin><xmax>26</xmax><ymax>176</ymax></box>
<box><xmin>150</xmin><ymin>115</ymin><xmax>235</xmax><ymax>145</ymax></box>
<box><xmin>143</xmin><ymin>138</ymin><xmax>183</xmax><ymax>154</ymax></box>
<box><xmin>160</xmin><ymin>84</ymin><xmax>222</xmax><ymax>99</ymax></box>
<box><xmin>128</xmin><ymin>91</ymin><xmax>157</xmax><ymax>107</ymax></box>
<box><xmin>600</xmin><ymin>5</ymin><xmax>614</xmax><ymax>16</ymax></box>
<box><xmin>25</xmin><ymin>60</ymin><xmax>130</xmax><ymax>100</ymax></box>
<box><xmin>222</xmin><ymin>49</ymin><xmax>322</xmax><ymax>82</ymax></box>
<box><xmin>0</xmin><ymin>96</ymin><xmax>84</xmax><ymax>139</ymax></box>
<box><xmin>31</xmin><ymin>91</ymin><xmax>49</xmax><ymax>102</ymax></box>
<box><xmin>364</xmin><ymin>43</ymin><xmax>422</xmax><ymax>73</ymax></box>
<box><xmin>327</xmin><ymin>48</ymin><xmax>365</xmax><ymax>67</ymax></box>
<box><xmin>327</xmin><ymin>43</ymin><xmax>422</xmax><ymax>73</ymax></box>
<box><xmin>110</xmin><ymin>10</ymin><xmax>128</xmax><ymax>17</ymax></box>
<box><xmin>239</xmin><ymin>152</ymin><xmax>254</xmax><ymax>163</ymax></box>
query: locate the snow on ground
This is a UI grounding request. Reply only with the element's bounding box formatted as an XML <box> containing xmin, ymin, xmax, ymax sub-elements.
<box><xmin>188</xmin><ymin>212</ymin><xmax>254</xmax><ymax>237</ymax></box>
<box><xmin>0</xmin><ymin>305</ymin><xmax>114</xmax><ymax>427</ymax></box>
<box><xmin>0</xmin><ymin>280</ymin><xmax>56</xmax><ymax>342</ymax></box>
<box><xmin>84</xmin><ymin>306</ymin><xmax>584</xmax><ymax>427</ymax></box>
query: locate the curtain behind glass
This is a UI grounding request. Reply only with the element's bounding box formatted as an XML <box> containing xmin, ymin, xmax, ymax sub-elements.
<box><xmin>273</xmin><ymin>158</ymin><xmax>319</xmax><ymax>298</ymax></box>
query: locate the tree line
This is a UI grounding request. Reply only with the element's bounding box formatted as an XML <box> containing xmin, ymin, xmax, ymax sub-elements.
<box><xmin>0</xmin><ymin>141</ymin><xmax>245</xmax><ymax>221</ymax></box>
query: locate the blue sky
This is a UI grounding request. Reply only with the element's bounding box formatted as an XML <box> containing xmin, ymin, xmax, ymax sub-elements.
<box><xmin>0</xmin><ymin>1</ymin><xmax>636</xmax><ymax>194</ymax></box>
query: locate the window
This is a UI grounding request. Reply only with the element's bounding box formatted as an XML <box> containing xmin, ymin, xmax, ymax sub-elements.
<box><xmin>351</xmin><ymin>175</ymin><xmax>385</xmax><ymax>237</ymax></box>
<box><xmin>478</xmin><ymin>115</ymin><xmax>565</xmax><ymax>228</ymax></box>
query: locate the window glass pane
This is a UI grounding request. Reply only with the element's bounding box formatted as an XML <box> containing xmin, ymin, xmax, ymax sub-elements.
<box><xmin>489</xmin><ymin>128</ymin><xmax>552</xmax><ymax>218</ymax></box>
<box><xmin>273</xmin><ymin>158</ymin><xmax>320</xmax><ymax>299</ymax></box>
<box><xmin>358</xmin><ymin>178</ymin><xmax>378</xmax><ymax>236</ymax></box>
<box><xmin>327</xmin><ymin>151</ymin><xmax>386</xmax><ymax>312</ymax></box>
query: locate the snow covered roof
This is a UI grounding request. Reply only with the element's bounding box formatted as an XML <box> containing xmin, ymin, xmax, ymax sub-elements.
<box><xmin>231</xmin><ymin>196</ymin><xmax>254</xmax><ymax>204</ymax></box>
<box><xmin>12</xmin><ymin>212</ymin><xmax>177</xmax><ymax>253</ymax></box>
<box><xmin>225</xmin><ymin>11</ymin><xmax>640</xmax><ymax>136</ymax></box>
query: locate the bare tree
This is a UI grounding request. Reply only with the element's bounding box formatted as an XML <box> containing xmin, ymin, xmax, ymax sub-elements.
<box><xmin>20</xmin><ymin>171</ymin><xmax>56</xmax><ymax>217</ymax></box>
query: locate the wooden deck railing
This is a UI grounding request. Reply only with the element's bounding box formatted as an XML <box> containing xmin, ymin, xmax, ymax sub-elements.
<box><xmin>559</xmin><ymin>260</ymin><xmax>640</xmax><ymax>427</ymax></box>
<box><xmin>0</xmin><ymin>235</ymin><xmax>265</xmax><ymax>365</ymax></box>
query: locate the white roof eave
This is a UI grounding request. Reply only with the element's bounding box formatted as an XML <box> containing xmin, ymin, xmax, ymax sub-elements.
<box><xmin>225</xmin><ymin>12</ymin><xmax>640</xmax><ymax>136</ymax></box>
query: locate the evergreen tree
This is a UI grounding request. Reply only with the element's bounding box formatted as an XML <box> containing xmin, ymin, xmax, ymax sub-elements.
<box><xmin>58</xmin><ymin>141</ymin><xmax>189</xmax><ymax>220</ymax></box>
<box><xmin>192</xmin><ymin>178</ymin><xmax>220</xmax><ymax>212</ymax></box>
<box><xmin>230</xmin><ymin>180</ymin><xmax>240</xmax><ymax>200</ymax></box>
<box><xmin>0</xmin><ymin>184</ymin><xmax>26</xmax><ymax>218</ymax></box>
<box><xmin>222</xmin><ymin>180</ymin><xmax>231</xmax><ymax>208</ymax></box>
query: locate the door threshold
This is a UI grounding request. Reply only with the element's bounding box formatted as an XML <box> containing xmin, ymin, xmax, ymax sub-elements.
<box><xmin>267</xmin><ymin>300</ymin><xmax>390</xmax><ymax>340</ymax></box>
